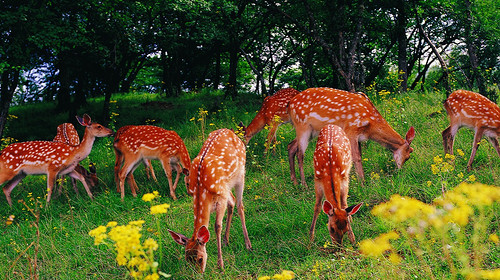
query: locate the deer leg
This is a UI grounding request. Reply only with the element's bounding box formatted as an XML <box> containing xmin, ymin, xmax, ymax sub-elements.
<box><xmin>119</xmin><ymin>158</ymin><xmax>140</xmax><ymax>199</ymax></box>
<box><xmin>309</xmin><ymin>183</ymin><xmax>324</xmax><ymax>242</ymax></box>
<box><xmin>349</xmin><ymin>138</ymin><xmax>365</xmax><ymax>181</ymax></box>
<box><xmin>215</xmin><ymin>201</ymin><xmax>228</xmax><ymax>270</ymax></box>
<box><xmin>46</xmin><ymin>172</ymin><xmax>58</xmax><ymax>203</ymax></box>
<box><xmin>171</xmin><ymin>163</ymin><xmax>182</xmax><ymax>193</ymax></box>
<box><xmin>234</xmin><ymin>179</ymin><xmax>252</xmax><ymax>250</ymax></box>
<box><xmin>443</xmin><ymin>123</ymin><xmax>460</xmax><ymax>155</ymax></box>
<box><xmin>223</xmin><ymin>193</ymin><xmax>235</xmax><ymax>246</ymax></box>
<box><xmin>487</xmin><ymin>136</ymin><xmax>500</xmax><ymax>158</ymax></box>
<box><xmin>126</xmin><ymin>163</ymin><xmax>142</xmax><ymax>197</ymax></box>
<box><xmin>297</xmin><ymin>130</ymin><xmax>312</xmax><ymax>187</ymax></box>
<box><xmin>265</xmin><ymin>123</ymin><xmax>280</xmax><ymax>153</ymax></box>
<box><xmin>288</xmin><ymin>139</ymin><xmax>299</xmax><ymax>184</ymax></box>
<box><xmin>467</xmin><ymin>127</ymin><xmax>485</xmax><ymax>171</ymax></box>
<box><xmin>160</xmin><ymin>158</ymin><xmax>177</xmax><ymax>200</ymax></box>
<box><xmin>2</xmin><ymin>173</ymin><xmax>26</xmax><ymax>207</ymax></box>
<box><xmin>68</xmin><ymin>169</ymin><xmax>93</xmax><ymax>199</ymax></box>
<box><xmin>143</xmin><ymin>159</ymin><xmax>158</xmax><ymax>182</ymax></box>
<box><xmin>114</xmin><ymin>148</ymin><xmax>124</xmax><ymax>193</ymax></box>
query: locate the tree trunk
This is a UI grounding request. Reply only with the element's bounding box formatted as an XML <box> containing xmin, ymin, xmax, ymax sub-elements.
<box><xmin>464</xmin><ymin>0</ymin><xmax>488</xmax><ymax>98</ymax></box>
<box><xmin>417</xmin><ymin>18</ymin><xmax>452</xmax><ymax>96</ymax></box>
<box><xmin>226</xmin><ymin>41</ymin><xmax>239</xmax><ymax>98</ymax></box>
<box><xmin>0</xmin><ymin>70</ymin><xmax>19</xmax><ymax>140</ymax></box>
<box><xmin>396</xmin><ymin>0</ymin><xmax>408</xmax><ymax>92</ymax></box>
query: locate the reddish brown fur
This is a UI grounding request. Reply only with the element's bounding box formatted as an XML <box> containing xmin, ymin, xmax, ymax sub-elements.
<box><xmin>442</xmin><ymin>90</ymin><xmax>500</xmax><ymax>170</ymax></box>
<box><xmin>113</xmin><ymin>125</ymin><xmax>191</xmax><ymax>200</ymax></box>
<box><xmin>243</xmin><ymin>88</ymin><xmax>300</xmax><ymax>149</ymax></box>
<box><xmin>0</xmin><ymin>115</ymin><xmax>113</xmax><ymax>206</ymax></box>
<box><xmin>288</xmin><ymin>88</ymin><xmax>415</xmax><ymax>185</ymax></box>
<box><xmin>169</xmin><ymin>129</ymin><xmax>252</xmax><ymax>272</ymax></box>
<box><xmin>53</xmin><ymin>123</ymin><xmax>98</xmax><ymax>194</ymax></box>
<box><xmin>310</xmin><ymin>125</ymin><xmax>362</xmax><ymax>245</ymax></box>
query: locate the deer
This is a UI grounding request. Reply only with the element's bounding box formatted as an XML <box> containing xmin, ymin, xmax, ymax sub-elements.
<box><xmin>53</xmin><ymin>123</ymin><xmax>99</xmax><ymax>195</ymax></box>
<box><xmin>0</xmin><ymin>114</ymin><xmax>114</xmax><ymax>206</ymax></box>
<box><xmin>239</xmin><ymin>88</ymin><xmax>300</xmax><ymax>151</ymax></box>
<box><xmin>309</xmin><ymin>124</ymin><xmax>363</xmax><ymax>246</ymax></box>
<box><xmin>168</xmin><ymin>128</ymin><xmax>252</xmax><ymax>273</ymax></box>
<box><xmin>113</xmin><ymin>125</ymin><xmax>191</xmax><ymax>200</ymax></box>
<box><xmin>288</xmin><ymin>87</ymin><xmax>415</xmax><ymax>186</ymax></box>
<box><xmin>442</xmin><ymin>89</ymin><xmax>500</xmax><ymax>171</ymax></box>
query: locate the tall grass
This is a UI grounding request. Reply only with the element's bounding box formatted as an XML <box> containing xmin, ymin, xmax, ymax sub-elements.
<box><xmin>0</xmin><ymin>89</ymin><xmax>498</xmax><ymax>279</ymax></box>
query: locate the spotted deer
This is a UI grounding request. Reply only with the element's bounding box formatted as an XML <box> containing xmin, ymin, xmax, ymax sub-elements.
<box><xmin>0</xmin><ymin>114</ymin><xmax>114</xmax><ymax>206</ymax></box>
<box><xmin>114</xmin><ymin>125</ymin><xmax>191</xmax><ymax>200</ymax></box>
<box><xmin>288</xmin><ymin>87</ymin><xmax>415</xmax><ymax>186</ymax></box>
<box><xmin>168</xmin><ymin>128</ymin><xmax>252</xmax><ymax>272</ymax></box>
<box><xmin>309</xmin><ymin>125</ymin><xmax>362</xmax><ymax>246</ymax></box>
<box><xmin>240</xmin><ymin>88</ymin><xmax>300</xmax><ymax>150</ymax></box>
<box><xmin>442</xmin><ymin>90</ymin><xmax>500</xmax><ymax>170</ymax></box>
<box><xmin>53</xmin><ymin>123</ymin><xmax>99</xmax><ymax>195</ymax></box>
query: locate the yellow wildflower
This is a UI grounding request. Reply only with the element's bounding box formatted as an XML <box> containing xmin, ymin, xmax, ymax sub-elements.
<box><xmin>144</xmin><ymin>238</ymin><xmax>159</xmax><ymax>250</ymax></box>
<box><xmin>142</xmin><ymin>192</ymin><xmax>157</xmax><ymax>202</ymax></box>
<box><xmin>388</xmin><ymin>252</ymin><xmax>402</xmax><ymax>264</ymax></box>
<box><xmin>433</xmin><ymin>155</ymin><xmax>443</xmax><ymax>164</ymax></box>
<box><xmin>457</xmin><ymin>149</ymin><xmax>465</xmax><ymax>157</ymax></box>
<box><xmin>150</xmin><ymin>204</ymin><xmax>170</xmax><ymax>215</ymax></box>
<box><xmin>258</xmin><ymin>277</ymin><xmax>271</xmax><ymax>280</ymax></box>
<box><xmin>467</xmin><ymin>175</ymin><xmax>476</xmax><ymax>182</ymax></box>
<box><xmin>106</xmin><ymin>221</ymin><xmax>118</xmax><ymax>227</ymax></box>
<box><xmin>489</xmin><ymin>234</ymin><xmax>499</xmax><ymax>244</ymax></box>
<box><xmin>359</xmin><ymin>231</ymin><xmax>399</xmax><ymax>257</ymax></box>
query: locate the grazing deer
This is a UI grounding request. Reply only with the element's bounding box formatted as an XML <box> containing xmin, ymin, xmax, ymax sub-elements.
<box><xmin>168</xmin><ymin>128</ymin><xmax>252</xmax><ymax>272</ymax></box>
<box><xmin>53</xmin><ymin>123</ymin><xmax>99</xmax><ymax>195</ymax></box>
<box><xmin>0</xmin><ymin>114</ymin><xmax>114</xmax><ymax>206</ymax></box>
<box><xmin>442</xmin><ymin>90</ymin><xmax>500</xmax><ymax>170</ymax></box>
<box><xmin>309</xmin><ymin>125</ymin><xmax>362</xmax><ymax>246</ymax></box>
<box><xmin>113</xmin><ymin>125</ymin><xmax>191</xmax><ymax>200</ymax></box>
<box><xmin>288</xmin><ymin>87</ymin><xmax>415</xmax><ymax>186</ymax></box>
<box><xmin>240</xmin><ymin>88</ymin><xmax>300</xmax><ymax>150</ymax></box>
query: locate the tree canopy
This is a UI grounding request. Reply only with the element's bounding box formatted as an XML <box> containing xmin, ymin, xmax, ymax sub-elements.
<box><xmin>0</xmin><ymin>0</ymin><xmax>499</xmax><ymax>136</ymax></box>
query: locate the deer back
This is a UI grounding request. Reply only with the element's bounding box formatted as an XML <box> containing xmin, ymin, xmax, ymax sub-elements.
<box><xmin>444</xmin><ymin>90</ymin><xmax>500</xmax><ymax>132</ymax></box>
<box><xmin>244</xmin><ymin>88</ymin><xmax>300</xmax><ymax>142</ymax></box>
<box><xmin>53</xmin><ymin>123</ymin><xmax>80</xmax><ymax>146</ymax></box>
<box><xmin>114</xmin><ymin>125</ymin><xmax>191</xmax><ymax>169</ymax></box>
<box><xmin>188</xmin><ymin>128</ymin><xmax>245</xmax><ymax>200</ymax></box>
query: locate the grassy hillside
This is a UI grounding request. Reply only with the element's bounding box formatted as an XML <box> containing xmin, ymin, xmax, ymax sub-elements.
<box><xmin>0</xmin><ymin>89</ymin><xmax>498</xmax><ymax>279</ymax></box>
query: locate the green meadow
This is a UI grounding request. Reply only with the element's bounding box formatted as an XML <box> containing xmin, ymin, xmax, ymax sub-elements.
<box><xmin>0</xmin><ymin>89</ymin><xmax>498</xmax><ymax>279</ymax></box>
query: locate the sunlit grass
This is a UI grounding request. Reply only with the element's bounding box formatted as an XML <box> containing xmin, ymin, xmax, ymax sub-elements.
<box><xmin>1</xmin><ymin>89</ymin><xmax>498</xmax><ymax>279</ymax></box>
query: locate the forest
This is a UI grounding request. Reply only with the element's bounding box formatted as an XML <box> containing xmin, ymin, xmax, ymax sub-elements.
<box><xmin>0</xmin><ymin>0</ymin><xmax>499</xmax><ymax>279</ymax></box>
<box><xmin>1</xmin><ymin>0</ymin><xmax>499</xmax><ymax>137</ymax></box>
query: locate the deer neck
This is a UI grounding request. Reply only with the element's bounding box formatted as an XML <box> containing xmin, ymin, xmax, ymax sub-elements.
<box><xmin>369</xmin><ymin>122</ymin><xmax>405</xmax><ymax>152</ymax></box>
<box><xmin>192</xmin><ymin>188</ymin><xmax>213</xmax><ymax>236</ymax></box>
<box><xmin>71</xmin><ymin>128</ymin><xmax>96</xmax><ymax>161</ymax></box>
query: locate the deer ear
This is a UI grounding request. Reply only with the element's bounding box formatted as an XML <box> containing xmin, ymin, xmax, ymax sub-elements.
<box><xmin>322</xmin><ymin>200</ymin><xmax>334</xmax><ymax>216</ymax></box>
<box><xmin>76</xmin><ymin>114</ymin><xmax>92</xmax><ymax>126</ymax></box>
<box><xmin>346</xmin><ymin>202</ymin><xmax>363</xmax><ymax>216</ymax></box>
<box><xmin>168</xmin><ymin>229</ymin><xmax>189</xmax><ymax>246</ymax></box>
<box><xmin>197</xmin><ymin>225</ymin><xmax>210</xmax><ymax>245</ymax></box>
<box><xmin>405</xmin><ymin>126</ymin><xmax>415</xmax><ymax>145</ymax></box>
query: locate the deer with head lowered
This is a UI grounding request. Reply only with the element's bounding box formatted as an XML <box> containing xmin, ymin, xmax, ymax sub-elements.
<box><xmin>114</xmin><ymin>125</ymin><xmax>191</xmax><ymax>200</ymax></box>
<box><xmin>442</xmin><ymin>90</ymin><xmax>500</xmax><ymax>170</ymax></box>
<box><xmin>53</xmin><ymin>123</ymin><xmax>99</xmax><ymax>195</ymax></box>
<box><xmin>168</xmin><ymin>128</ymin><xmax>252</xmax><ymax>272</ymax></box>
<box><xmin>310</xmin><ymin>124</ymin><xmax>362</xmax><ymax>246</ymax></box>
<box><xmin>0</xmin><ymin>114</ymin><xmax>114</xmax><ymax>206</ymax></box>
<box><xmin>239</xmin><ymin>88</ymin><xmax>300</xmax><ymax>151</ymax></box>
<box><xmin>288</xmin><ymin>88</ymin><xmax>415</xmax><ymax>186</ymax></box>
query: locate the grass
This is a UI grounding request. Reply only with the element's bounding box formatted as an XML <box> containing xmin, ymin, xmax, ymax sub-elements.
<box><xmin>0</xmin><ymin>89</ymin><xmax>498</xmax><ymax>279</ymax></box>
